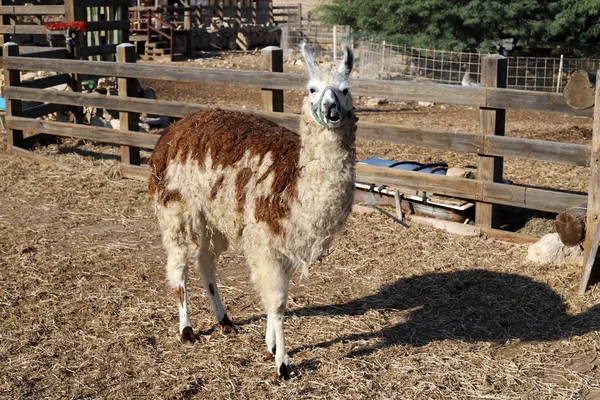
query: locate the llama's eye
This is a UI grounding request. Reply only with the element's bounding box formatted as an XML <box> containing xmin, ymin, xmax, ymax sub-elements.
<box><xmin>309</xmin><ymin>88</ymin><xmax>316</xmax><ymax>94</ymax></box>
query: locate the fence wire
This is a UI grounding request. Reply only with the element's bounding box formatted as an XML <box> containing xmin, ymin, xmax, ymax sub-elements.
<box><xmin>358</xmin><ymin>41</ymin><xmax>600</xmax><ymax>93</ymax></box>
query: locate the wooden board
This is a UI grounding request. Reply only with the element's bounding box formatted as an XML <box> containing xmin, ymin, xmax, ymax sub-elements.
<box><xmin>409</xmin><ymin>215</ymin><xmax>539</xmax><ymax>244</ymax></box>
<box><xmin>80</xmin><ymin>44</ymin><xmax>117</xmax><ymax>57</ymax></box>
<box><xmin>4</xmin><ymin>86</ymin><xmax>593</xmax><ymax>168</ymax></box>
<box><xmin>581</xmin><ymin>69</ymin><xmax>600</xmax><ymax>292</ymax></box>
<box><xmin>580</xmin><ymin>224</ymin><xmax>600</xmax><ymax>294</ymax></box>
<box><xmin>0</xmin><ymin>5</ymin><xmax>65</xmax><ymax>14</ymax></box>
<box><xmin>20</xmin><ymin>73</ymin><xmax>73</xmax><ymax>89</ymax></box>
<box><xmin>476</xmin><ymin>55</ymin><xmax>506</xmax><ymax>228</ymax></box>
<box><xmin>9</xmin><ymin>145</ymin><xmax>71</xmax><ymax>170</ymax></box>
<box><xmin>3</xmin><ymin>56</ymin><xmax>594</xmax><ymax>118</ymax></box>
<box><xmin>120</xmin><ymin>163</ymin><xmax>150</xmax><ymax>180</ymax></box>
<box><xmin>6</xmin><ymin>116</ymin><xmax>158</xmax><ymax>149</ymax></box>
<box><xmin>356</xmin><ymin>163</ymin><xmax>586</xmax><ymax>214</ymax></box>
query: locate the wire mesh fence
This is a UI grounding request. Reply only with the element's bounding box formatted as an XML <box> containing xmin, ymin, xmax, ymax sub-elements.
<box><xmin>280</xmin><ymin>20</ymin><xmax>352</xmax><ymax>61</ymax></box>
<box><xmin>357</xmin><ymin>40</ymin><xmax>600</xmax><ymax>93</ymax></box>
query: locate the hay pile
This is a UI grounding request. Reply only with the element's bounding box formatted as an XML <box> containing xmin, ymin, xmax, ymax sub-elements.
<box><xmin>1</xmin><ymin>132</ymin><xmax>600</xmax><ymax>399</ymax></box>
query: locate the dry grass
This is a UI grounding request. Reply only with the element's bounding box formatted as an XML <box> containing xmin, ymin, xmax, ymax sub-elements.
<box><xmin>1</xmin><ymin>52</ymin><xmax>600</xmax><ymax>399</ymax></box>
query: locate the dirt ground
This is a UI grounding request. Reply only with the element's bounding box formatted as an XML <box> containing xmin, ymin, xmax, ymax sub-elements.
<box><xmin>1</xmin><ymin>51</ymin><xmax>600</xmax><ymax>399</ymax></box>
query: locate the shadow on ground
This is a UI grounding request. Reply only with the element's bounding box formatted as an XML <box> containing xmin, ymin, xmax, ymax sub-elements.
<box><xmin>272</xmin><ymin>269</ymin><xmax>600</xmax><ymax>358</ymax></box>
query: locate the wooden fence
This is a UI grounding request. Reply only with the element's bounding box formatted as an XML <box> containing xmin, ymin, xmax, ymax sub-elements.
<box><xmin>2</xmin><ymin>43</ymin><xmax>599</xmax><ymax>290</ymax></box>
<box><xmin>0</xmin><ymin>0</ymin><xmax>130</xmax><ymax>60</ymax></box>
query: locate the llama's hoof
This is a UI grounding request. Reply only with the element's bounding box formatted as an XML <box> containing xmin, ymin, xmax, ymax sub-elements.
<box><xmin>180</xmin><ymin>326</ymin><xmax>195</xmax><ymax>344</ymax></box>
<box><xmin>277</xmin><ymin>363</ymin><xmax>293</xmax><ymax>380</ymax></box>
<box><xmin>219</xmin><ymin>313</ymin><xmax>236</xmax><ymax>334</ymax></box>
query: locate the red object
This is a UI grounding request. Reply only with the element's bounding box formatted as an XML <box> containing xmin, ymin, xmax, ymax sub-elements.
<box><xmin>45</xmin><ymin>21</ymin><xmax>87</xmax><ymax>32</ymax></box>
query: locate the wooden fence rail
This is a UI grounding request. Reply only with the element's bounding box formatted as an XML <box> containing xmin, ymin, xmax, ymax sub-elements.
<box><xmin>2</xmin><ymin>43</ymin><xmax>599</xmax><ymax>288</ymax></box>
<box><xmin>3</xmin><ymin>56</ymin><xmax>594</xmax><ymax>118</ymax></box>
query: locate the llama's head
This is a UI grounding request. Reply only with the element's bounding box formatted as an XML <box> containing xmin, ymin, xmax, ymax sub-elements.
<box><xmin>301</xmin><ymin>42</ymin><xmax>354</xmax><ymax>129</ymax></box>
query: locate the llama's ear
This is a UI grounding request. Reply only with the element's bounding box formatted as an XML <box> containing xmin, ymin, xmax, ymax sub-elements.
<box><xmin>300</xmin><ymin>42</ymin><xmax>317</xmax><ymax>75</ymax></box>
<box><xmin>338</xmin><ymin>44</ymin><xmax>354</xmax><ymax>77</ymax></box>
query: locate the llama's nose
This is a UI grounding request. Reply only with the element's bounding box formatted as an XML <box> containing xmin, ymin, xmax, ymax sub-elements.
<box><xmin>321</xmin><ymin>88</ymin><xmax>337</xmax><ymax>109</ymax></box>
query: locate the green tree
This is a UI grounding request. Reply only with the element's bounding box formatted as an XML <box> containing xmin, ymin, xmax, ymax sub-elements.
<box><xmin>547</xmin><ymin>0</ymin><xmax>600</xmax><ymax>43</ymax></box>
<box><xmin>317</xmin><ymin>0</ymin><xmax>600</xmax><ymax>51</ymax></box>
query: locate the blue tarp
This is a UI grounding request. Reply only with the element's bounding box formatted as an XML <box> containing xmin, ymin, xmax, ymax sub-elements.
<box><xmin>360</xmin><ymin>157</ymin><xmax>448</xmax><ymax>175</ymax></box>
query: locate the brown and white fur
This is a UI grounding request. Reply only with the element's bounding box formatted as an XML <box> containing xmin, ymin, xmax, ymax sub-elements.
<box><xmin>147</xmin><ymin>43</ymin><xmax>357</xmax><ymax>379</ymax></box>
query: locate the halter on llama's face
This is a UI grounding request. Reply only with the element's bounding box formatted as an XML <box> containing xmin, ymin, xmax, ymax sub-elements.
<box><xmin>301</xmin><ymin>42</ymin><xmax>354</xmax><ymax>129</ymax></box>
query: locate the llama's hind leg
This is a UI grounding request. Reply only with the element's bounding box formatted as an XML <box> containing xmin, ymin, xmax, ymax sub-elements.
<box><xmin>160</xmin><ymin>205</ymin><xmax>196</xmax><ymax>344</ymax></box>
<box><xmin>194</xmin><ymin>226</ymin><xmax>232</xmax><ymax>329</ymax></box>
<box><xmin>165</xmin><ymin>240</ymin><xmax>195</xmax><ymax>344</ymax></box>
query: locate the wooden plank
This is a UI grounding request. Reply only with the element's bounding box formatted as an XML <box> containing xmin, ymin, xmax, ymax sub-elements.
<box><xmin>483</xmin><ymin>181</ymin><xmax>525</xmax><ymax>208</ymax></box>
<box><xmin>21</xmin><ymin>102</ymin><xmax>70</xmax><ymax>118</ymax></box>
<box><xmin>357</xmin><ymin>164</ymin><xmax>585</xmax><ymax>213</ymax></box>
<box><xmin>120</xmin><ymin>163</ymin><xmax>150</xmax><ymax>181</ymax></box>
<box><xmin>20</xmin><ymin>73</ymin><xmax>72</xmax><ymax>89</ymax></box>
<box><xmin>0</xmin><ymin>25</ymin><xmax>65</xmax><ymax>34</ymax></box>
<box><xmin>516</xmin><ymin>185</ymin><xmax>585</xmax><ymax>213</ymax></box>
<box><xmin>5</xmin><ymin>85</ymin><xmax>592</xmax><ymax>167</ymax></box>
<box><xmin>261</xmin><ymin>46</ymin><xmax>284</xmax><ymax>112</ymax></box>
<box><xmin>18</xmin><ymin>46</ymin><xmax>67</xmax><ymax>54</ymax></box>
<box><xmin>356</xmin><ymin>163</ymin><xmax>483</xmax><ymax>200</ymax></box>
<box><xmin>3</xmin><ymin>43</ymin><xmax>23</xmax><ymax>148</ymax></box>
<box><xmin>80</xmin><ymin>44</ymin><xmax>117</xmax><ymax>57</ymax></box>
<box><xmin>117</xmin><ymin>43</ymin><xmax>140</xmax><ymax>165</ymax></box>
<box><xmin>2</xmin><ymin>56</ymin><xmax>592</xmax><ymax>117</ymax></box>
<box><xmin>581</xmin><ymin>225</ymin><xmax>600</xmax><ymax>293</ymax></box>
<box><xmin>6</xmin><ymin>116</ymin><xmax>159</xmax><ymax>149</ymax></box>
<box><xmin>357</xmin><ymin>120</ymin><xmax>484</xmax><ymax>154</ymax></box>
<box><xmin>4</xmin><ymin>86</ymin><xmax>301</xmax><ymax>131</ymax></box>
<box><xmin>581</xmin><ymin>68</ymin><xmax>600</xmax><ymax>292</ymax></box>
<box><xmin>9</xmin><ymin>145</ymin><xmax>72</xmax><ymax>170</ymax></box>
<box><xmin>2</xmin><ymin>56</ymin><xmax>307</xmax><ymax>90</ymax></box>
<box><xmin>485</xmin><ymin>135</ymin><xmax>590</xmax><ymax>167</ymax></box>
<box><xmin>0</xmin><ymin>5</ymin><xmax>64</xmax><ymax>14</ymax></box>
<box><xmin>409</xmin><ymin>215</ymin><xmax>539</xmax><ymax>244</ymax></box>
<box><xmin>353</xmin><ymin>79</ymin><xmax>485</xmax><ymax>108</ymax></box>
<box><xmin>476</xmin><ymin>55</ymin><xmax>506</xmax><ymax>228</ymax></box>
<box><xmin>487</xmin><ymin>87</ymin><xmax>593</xmax><ymax>118</ymax></box>
<box><xmin>20</xmin><ymin>48</ymin><xmax>70</xmax><ymax>59</ymax></box>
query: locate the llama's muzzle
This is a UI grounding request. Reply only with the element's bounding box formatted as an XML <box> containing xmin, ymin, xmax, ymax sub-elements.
<box><xmin>311</xmin><ymin>86</ymin><xmax>347</xmax><ymax>128</ymax></box>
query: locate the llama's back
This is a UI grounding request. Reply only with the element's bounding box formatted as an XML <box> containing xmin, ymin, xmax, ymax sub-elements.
<box><xmin>148</xmin><ymin>109</ymin><xmax>301</xmax><ymax>243</ymax></box>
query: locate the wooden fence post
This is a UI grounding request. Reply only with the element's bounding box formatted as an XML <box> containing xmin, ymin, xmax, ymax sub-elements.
<box><xmin>261</xmin><ymin>46</ymin><xmax>283</xmax><ymax>112</ymax></box>
<box><xmin>2</xmin><ymin>42</ymin><xmax>23</xmax><ymax>150</ymax></box>
<box><xmin>64</xmin><ymin>0</ymin><xmax>85</xmax><ymax>123</ymax></box>
<box><xmin>236</xmin><ymin>2</ymin><xmax>242</xmax><ymax>24</ymax></box>
<box><xmin>117</xmin><ymin>43</ymin><xmax>140</xmax><ymax>166</ymax></box>
<box><xmin>194</xmin><ymin>4</ymin><xmax>202</xmax><ymax>26</ymax></box>
<box><xmin>580</xmin><ymin>68</ymin><xmax>600</xmax><ymax>293</ymax></box>
<box><xmin>251</xmin><ymin>1</ymin><xmax>256</xmax><ymax>24</ymax></box>
<box><xmin>268</xmin><ymin>2</ymin><xmax>273</xmax><ymax>25</ymax></box>
<box><xmin>476</xmin><ymin>55</ymin><xmax>507</xmax><ymax>228</ymax></box>
<box><xmin>217</xmin><ymin>2</ymin><xmax>223</xmax><ymax>23</ymax></box>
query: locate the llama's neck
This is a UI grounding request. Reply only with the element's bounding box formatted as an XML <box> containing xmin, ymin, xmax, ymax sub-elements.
<box><xmin>279</xmin><ymin>97</ymin><xmax>356</xmax><ymax>267</ymax></box>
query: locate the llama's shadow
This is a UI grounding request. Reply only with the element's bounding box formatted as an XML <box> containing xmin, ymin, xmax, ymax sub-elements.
<box><xmin>279</xmin><ymin>269</ymin><xmax>600</xmax><ymax>358</ymax></box>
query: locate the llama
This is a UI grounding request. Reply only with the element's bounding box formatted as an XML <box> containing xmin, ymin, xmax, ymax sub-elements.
<box><xmin>147</xmin><ymin>43</ymin><xmax>357</xmax><ymax>379</ymax></box>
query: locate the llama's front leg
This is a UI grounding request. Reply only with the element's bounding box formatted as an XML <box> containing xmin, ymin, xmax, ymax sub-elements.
<box><xmin>249</xmin><ymin>251</ymin><xmax>293</xmax><ymax>379</ymax></box>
